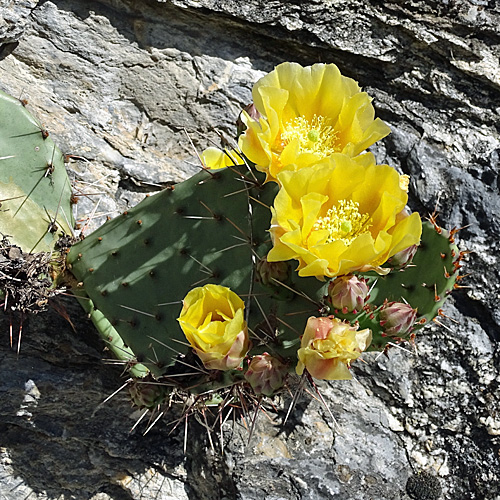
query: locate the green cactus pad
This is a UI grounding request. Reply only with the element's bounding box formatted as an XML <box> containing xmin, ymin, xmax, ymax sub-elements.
<box><xmin>74</xmin><ymin>290</ymin><xmax>149</xmax><ymax>378</ymax></box>
<box><xmin>0</xmin><ymin>90</ymin><xmax>74</xmax><ymax>253</ymax></box>
<box><xmin>368</xmin><ymin>222</ymin><xmax>458</xmax><ymax>318</ymax></box>
<box><xmin>360</xmin><ymin>221</ymin><xmax>459</xmax><ymax>349</ymax></box>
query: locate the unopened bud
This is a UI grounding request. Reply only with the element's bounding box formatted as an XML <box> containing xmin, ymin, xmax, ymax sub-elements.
<box><xmin>129</xmin><ymin>381</ymin><xmax>167</xmax><ymax>409</ymax></box>
<box><xmin>256</xmin><ymin>257</ymin><xmax>291</xmax><ymax>287</ymax></box>
<box><xmin>379</xmin><ymin>301</ymin><xmax>417</xmax><ymax>336</ymax></box>
<box><xmin>245</xmin><ymin>353</ymin><xmax>287</xmax><ymax>396</ymax></box>
<box><xmin>327</xmin><ymin>275</ymin><xmax>369</xmax><ymax>313</ymax></box>
<box><xmin>388</xmin><ymin>244</ymin><xmax>418</xmax><ymax>268</ymax></box>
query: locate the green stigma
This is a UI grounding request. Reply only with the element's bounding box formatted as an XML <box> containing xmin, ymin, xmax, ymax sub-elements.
<box><xmin>340</xmin><ymin>220</ymin><xmax>352</xmax><ymax>234</ymax></box>
<box><xmin>307</xmin><ymin>130</ymin><xmax>320</xmax><ymax>142</ymax></box>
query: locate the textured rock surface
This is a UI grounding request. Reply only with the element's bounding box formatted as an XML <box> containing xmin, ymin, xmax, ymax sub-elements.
<box><xmin>0</xmin><ymin>0</ymin><xmax>499</xmax><ymax>499</ymax></box>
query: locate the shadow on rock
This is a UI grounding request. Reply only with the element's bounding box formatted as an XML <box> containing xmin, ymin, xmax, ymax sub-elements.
<box><xmin>0</xmin><ymin>297</ymin><xmax>200</xmax><ymax>499</ymax></box>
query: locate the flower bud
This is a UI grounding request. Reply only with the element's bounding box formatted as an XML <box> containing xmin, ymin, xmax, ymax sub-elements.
<box><xmin>129</xmin><ymin>381</ymin><xmax>167</xmax><ymax>409</ymax></box>
<box><xmin>256</xmin><ymin>257</ymin><xmax>291</xmax><ymax>287</ymax></box>
<box><xmin>388</xmin><ymin>244</ymin><xmax>418</xmax><ymax>268</ymax></box>
<box><xmin>177</xmin><ymin>284</ymin><xmax>250</xmax><ymax>371</ymax></box>
<box><xmin>327</xmin><ymin>275</ymin><xmax>369</xmax><ymax>313</ymax></box>
<box><xmin>245</xmin><ymin>353</ymin><xmax>287</xmax><ymax>396</ymax></box>
<box><xmin>296</xmin><ymin>316</ymin><xmax>372</xmax><ymax>380</ymax></box>
<box><xmin>379</xmin><ymin>301</ymin><xmax>417</xmax><ymax>336</ymax></box>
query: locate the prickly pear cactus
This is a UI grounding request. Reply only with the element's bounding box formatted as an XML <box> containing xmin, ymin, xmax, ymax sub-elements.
<box><xmin>67</xmin><ymin>169</ymin><xmax>461</xmax><ymax>384</ymax></box>
<box><xmin>0</xmin><ymin>90</ymin><xmax>74</xmax><ymax>253</ymax></box>
<box><xmin>0</xmin><ymin>63</ymin><xmax>463</xmax><ymax>425</ymax></box>
<box><xmin>65</xmin><ymin>62</ymin><xmax>463</xmax><ymax>411</ymax></box>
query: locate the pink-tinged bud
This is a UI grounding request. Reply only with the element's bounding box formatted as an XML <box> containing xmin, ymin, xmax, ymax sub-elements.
<box><xmin>296</xmin><ymin>316</ymin><xmax>372</xmax><ymax>380</ymax></box>
<box><xmin>256</xmin><ymin>257</ymin><xmax>291</xmax><ymax>287</ymax></box>
<box><xmin>245</xmin><ymin>353</ymin><xmax>287</xmax><ymax>396</ymax></box>
<box><xmin>327</xmin><ymin>275</ymin><xmax>369</xmax><ymax>313</ymax></box>
<box><xmin>388</xmin><ymin>244</ymin><xmax>418</xmax><ymax>268</ymax></box>
<box><xmin>236</xmin><ymin>103</ymin><xmax>262</xmax><ymax>136</ymax></box>
<box><xmin>379</xmin><ymin>301</ymin><xmax>417</xmax><ymax>336</ymax></box>
<box><xmin>129</xmin><ymin>381</ymin><xmax>167</xmax><ymax>409</ymax></box>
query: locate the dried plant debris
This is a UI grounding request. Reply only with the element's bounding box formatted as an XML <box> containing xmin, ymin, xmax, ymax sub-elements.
<box><xmin>0</xmin><ymin>235</ymin><xmax>60</xmax><ymax>314</ymax></box>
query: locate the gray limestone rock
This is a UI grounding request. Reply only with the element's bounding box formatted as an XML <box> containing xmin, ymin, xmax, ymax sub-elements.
<box><xmin>0</xmin><ymin>0</ymin><xmax>499</xmax><ymax>499</ymax></box>
<box><xmin>0</xmin><ymin>0</ymin><xmax>39</xmax><ymax>55</ymax></box>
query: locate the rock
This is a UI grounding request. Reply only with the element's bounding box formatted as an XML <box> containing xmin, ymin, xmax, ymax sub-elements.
<box><xmin>0</xmin><ymin>0</ymin><xmax>39</xmax><ymax>56</ymax></box>
<box><xmin>0</xmin><ymin>0</ymin><xmax>499</xmax><ymax>499</ymax></box>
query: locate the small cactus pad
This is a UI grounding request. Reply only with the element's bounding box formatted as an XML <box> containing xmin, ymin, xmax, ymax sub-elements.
<box><xmin>367</xmin><ymin>221</ymin><xmax>459</xmax><ymax>322</ymax></box>
<box><xmin>360</xmin><ymin>221</ymin><xmax>460</xmax><ymax>349</ymax></box>
<box><xmin>0</xmin><ymin>89</ymin><xmax>74</xmax><ymax>253</ymax></box>
<box><xmin>74</xmin><ymin>291</ymin><xmax>149</xmax><ymax>378</ymax></box>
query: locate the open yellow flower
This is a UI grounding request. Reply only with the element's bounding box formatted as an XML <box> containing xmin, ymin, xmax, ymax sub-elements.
<box><xmin>297</xmin><ymin>316</ymin><xmax>372</xmax><ymax>380</ymax></box>
<box><xmin>267</xmin><ymin>154</ymin><xmax>422</xmax><ymax>278</ymax></box>
<box><xmin>238</xmin><ymin>62</ymin><xmax>391</xmax><ymax>181</ymax></box>
<box><xmin>177</xmin><ymin>284</ymin><xmax>249</xmax><ymax>370</ymax></box>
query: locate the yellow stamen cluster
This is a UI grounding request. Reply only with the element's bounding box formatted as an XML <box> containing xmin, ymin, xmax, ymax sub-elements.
<box><xmin>280</xmin><ymin>115</ymin><xmax>339</xmax><ymax>158</ymax></box>
<box><xmin>313</xmin><ymin>200</ymin><xmax>372</xmax><ymax>244</ymax></box>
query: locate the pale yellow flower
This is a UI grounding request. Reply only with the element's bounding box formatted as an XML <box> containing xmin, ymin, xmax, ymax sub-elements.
<box><xmin>267</xmin><ymin>154</ymin><xmax>422</xmax><ymax>278</ymax></box>
<box><xmin>177</xmin><ymin>284</ymin><xmax>249</xmax><ymax>370</ymax></box>
<box><xmin>296</xmin><ymin>316</ymin><xmax>372</xmax><ymax>380</ymax></box>
<box><xmin>238</xmin><ymin>62</ymin><xmax>391</xmax><ymax>181</ymax></box>
<box><xmin>201</xmin><ymin>147</ymin><xmax>241</xmax><ymax>170</ymax></box>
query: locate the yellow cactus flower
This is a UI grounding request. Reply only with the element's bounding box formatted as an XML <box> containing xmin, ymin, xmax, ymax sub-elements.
<box><xmin>177</xmin><ymin>284</ymin><xmax>249</xmax><ymax>371</ymax></box>
<box><xmin>267</xmin><ymin>154</ymin><xmax>422</xmax><ymax>278</ymax></box>
<box><xmin>296</xmin><ymin>316</ymin><xmax>372</xmax><ymax>380</ymax></box>
<box><xmin>238</xmin><ymin>62</ymin><xmax>391</xmax><ymax>181</ymax></box>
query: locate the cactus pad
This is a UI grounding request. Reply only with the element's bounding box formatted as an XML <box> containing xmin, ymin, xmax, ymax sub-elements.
<box><xmin>0</xmin><ymin>89</ymin><xmax>74</xmax><ymax>253</ymax></box>
<box><xmin>333</xmin><ymin>221</ymin><xmax>461</xmax><ymax>349</ymax></box>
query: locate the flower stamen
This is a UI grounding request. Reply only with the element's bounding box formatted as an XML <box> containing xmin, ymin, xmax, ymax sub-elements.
<box><xmin>313</xmin><ymin>200</ymin><xmax>372</xmax><ymax>244</ymax></box>
<box><xmin>280</xmin><ymin>114</ymin><xmax>340</xmax><ymax>158</ymax></box>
